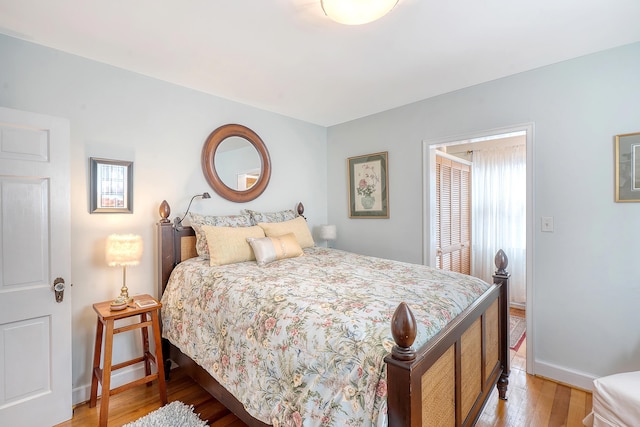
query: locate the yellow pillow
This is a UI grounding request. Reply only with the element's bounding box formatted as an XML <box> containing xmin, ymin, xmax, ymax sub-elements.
<box><xmin>257</xmin><ymin>216</ymin><xmax>315</xmax><ymax>248</ymax></box>
<box><xmin>247</xmin><ymin>233</ymin><xmax>304</xmax><ymax>266</ymax></box>
<box><xmin>202</xmin><ymin>225</ymin><xmax>265</xmax><ymax>266</ymax></box>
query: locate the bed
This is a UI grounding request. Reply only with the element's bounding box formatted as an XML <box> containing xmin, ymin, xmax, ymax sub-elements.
<box><xmin>156</xmin><ymin>201</ymin><xmax>510</xmax><ymax>427</ymax></box>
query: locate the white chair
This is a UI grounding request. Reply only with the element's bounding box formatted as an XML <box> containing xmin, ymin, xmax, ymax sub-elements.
<box><xmin>583</xmin><ymin>371</ymin><xmax>640</xmax><ymax>427</ymax></box>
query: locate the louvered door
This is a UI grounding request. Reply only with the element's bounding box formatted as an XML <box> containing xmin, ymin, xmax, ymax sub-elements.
<box><xmin>435</xmin><ymin>152</ymin><xmax>471</xmax><ymax>274</ymax></box>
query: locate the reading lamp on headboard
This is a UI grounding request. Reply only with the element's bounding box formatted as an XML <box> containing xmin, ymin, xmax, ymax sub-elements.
<box><xmin>174</xmin><ymin>192</ymin><xmax>211</xmax><ymax>230</ymax></box>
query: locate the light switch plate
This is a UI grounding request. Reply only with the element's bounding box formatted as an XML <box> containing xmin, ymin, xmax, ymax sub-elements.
<box><xmin>541</xmin><ymin>216</ymin><xmax>554</xmax><ymax>232</ymax></box>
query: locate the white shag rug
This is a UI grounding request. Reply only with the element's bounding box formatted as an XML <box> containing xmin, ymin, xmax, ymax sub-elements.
<box><xmin>123</xmin><ymin>401</ymin><xmax>208</xmax><ymax>427</ymax></box>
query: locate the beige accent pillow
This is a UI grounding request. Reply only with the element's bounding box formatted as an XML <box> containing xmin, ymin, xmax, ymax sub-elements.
<box><xmin>258</xmin><ymin>216</ymin><xmax>315</xmax><ymax>248</ymax></box>
<box><xmin>189</xmin><ymin>212</ymin><xmax>253</xmax><ymax>259</ymax></box>
<box><xmin>202</xmin><ymin>225</ymin><xmax>265</xmax><ymax>266</ymax></box>
<box><xmin>247</xmin><ymin>233</ymin><xmax>304</xmax><ymax>266</ymax></box>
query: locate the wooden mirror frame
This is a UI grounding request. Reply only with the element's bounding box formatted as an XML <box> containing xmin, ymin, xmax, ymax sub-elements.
<box><xmin>201</xmin><ymin>124</ymin><xmax>272</xmax><ymax>203</ymax></box>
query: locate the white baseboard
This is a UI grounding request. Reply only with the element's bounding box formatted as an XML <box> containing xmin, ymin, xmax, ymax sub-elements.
<box><xmin>510</xmin><ymin>301</ymin><xmax>526</xmax><ymax>310</ymax></box>
<box><xmin>533</xmin><ymin>359</ymin><xmax>596</xmax><ymax>391</ymax></box>
<box><xmin>72</xmin><ymin>363</ymin><xmax>149</xmax><ymax>406</ymax></box>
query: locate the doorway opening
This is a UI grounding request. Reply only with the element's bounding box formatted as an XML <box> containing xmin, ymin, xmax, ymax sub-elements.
<box><xmin>422</xmin><ymin>123</ymin><xmax>534</xmax><ymax>373</ymax></box>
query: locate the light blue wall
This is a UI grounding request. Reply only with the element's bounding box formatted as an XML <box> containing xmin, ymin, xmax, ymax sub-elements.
<box><xmin>327</xmin><ymin>42</ymin><xmax>640</xmax><ymax>388</ymax></box>
<box><xmin>3</xmin><ymin>29</ymin><xmax>639</xmax><ymax>401</ymax></box>
<box><xmin>0</xmin><ymin>34</ymin><xmax>327</xmax><ymax>404</ymax></box>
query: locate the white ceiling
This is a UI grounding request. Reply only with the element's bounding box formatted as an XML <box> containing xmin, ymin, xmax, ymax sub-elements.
<box><xmin>1</xmin><ymin>0</ymin><xmax>639</xmax><ymax>126</ymax></box>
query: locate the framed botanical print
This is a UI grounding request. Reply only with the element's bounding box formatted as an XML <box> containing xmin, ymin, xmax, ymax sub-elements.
<box><xmin>615</xmin><ymin>132</ymin><xmax>640</xmax><ymax>202</ymax></box>
<box><xmin>90</xmin><ymin>157</ymin><xmax>133</xmax><ymax>213</ymax></box>
<box><xmin>347</xmin><ymin>151</ymin><xmax>389</xmax><ymax>218</ymax></box>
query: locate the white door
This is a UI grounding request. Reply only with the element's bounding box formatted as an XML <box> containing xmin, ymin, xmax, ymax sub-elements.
<box><xmin>0</xmin><ymin>107</ymin><xmax>72</xmax><ymax>426</ymax></box>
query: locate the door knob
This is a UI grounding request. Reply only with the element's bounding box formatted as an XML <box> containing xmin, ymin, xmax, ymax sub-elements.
<box><xmin>52</xmin><ymin>277</ymin><xmax>65</xmax><ymax>302</ymax></box>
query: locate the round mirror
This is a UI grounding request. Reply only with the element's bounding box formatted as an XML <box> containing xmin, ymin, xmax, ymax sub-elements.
<box><xmin>202</xmin><ymin>124</ymin><xmax>271</xmax><ymax>202</ymax></box>
<box><xmin>214</xmin><ymin>136</ymin><xmax>261</xmax><ymax>190</ymax></box>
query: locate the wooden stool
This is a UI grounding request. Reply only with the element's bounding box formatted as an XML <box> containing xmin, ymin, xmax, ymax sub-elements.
<box><xmin>89</xmin><ymin>294</ymin><xmax>167</xmax><ymax>427</ymax></box>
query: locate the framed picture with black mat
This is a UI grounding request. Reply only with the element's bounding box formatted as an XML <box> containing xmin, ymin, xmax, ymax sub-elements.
<box><xmin>89</xmin><ymin>157</ymin><xmax>134</xmax><ymax>213</ymax></box>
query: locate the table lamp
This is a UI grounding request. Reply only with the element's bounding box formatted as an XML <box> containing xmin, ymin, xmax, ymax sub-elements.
<box><xmin>105</xmin><ymin>234</ymin><xmax>143</xmax><ymax>310</ymax></box>
<box><xmin>319</xmin><ymin>224</ymin><xmax>337</xmax><ymax>248</ymax></box>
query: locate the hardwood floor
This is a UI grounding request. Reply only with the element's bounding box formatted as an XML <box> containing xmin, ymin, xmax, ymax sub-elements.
<box><xmin>57</xmin><ymin>333</ymin><xmax>592</xmax><ymax>426</ymax></box>
<box><xmin>476</xmin><ymin>338</ymin><xmax>592</xmax><ymax>427</ymax></box>
<box><xmin>55</xmin><ymin>368</ymin><xmax>245</xmax><ymax>427</ymax></box>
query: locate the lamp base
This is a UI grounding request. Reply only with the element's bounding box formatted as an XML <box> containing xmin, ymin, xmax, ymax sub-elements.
<box><xmin>109</xmin><ymin>299</ymin><xmax>128</xmax><ymax>311</ymax></box>
<box><xmin>109</xmin><ymin>291</ymin><xmax>132</xmax><ymax>311</ymax></box>
<box><xmin>115</xmin><ymin>283</ymin><xmax>134</xmax><ymax>308</ymax></box>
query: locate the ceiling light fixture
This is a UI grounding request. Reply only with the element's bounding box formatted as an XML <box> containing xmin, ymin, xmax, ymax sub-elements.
<box><xmin>321</xmin><ymin>0</ymin><xmax>399</xmax><ymax>25</ymax></box>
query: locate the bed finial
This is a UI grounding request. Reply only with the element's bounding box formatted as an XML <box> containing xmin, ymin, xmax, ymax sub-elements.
<box><xmin>296</xmin><ymin>202</ymin><xmax>306</xmax><ymax>219</ymax></box>
<box><xmin>494</xmin><ymin>249</ymin><xmax>508</xmax><ymax>275</ymax></box>
<box><xmin>390</xmin><ymin>302</ymin><xmax>417</xmax><ymax>361</ymax></box>
<box><xmin>159</xmin><ymin>200</ymin><xmax>171</xmax><ymax>223</ymax></box>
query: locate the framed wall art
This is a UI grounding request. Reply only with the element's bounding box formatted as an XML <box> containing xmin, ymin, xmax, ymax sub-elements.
<box><xmin>347</xmin><ymin>151</ymin><xmax>389</xmax><ymax>218</ymax></box>
<box><xmin>90</xmin><ymin>157</ymin><xmax>133</xmax><ymax>213</ymax></box>
<box><xmin>615</xmin><ymin>132</ymin><xmax>640</xmax><ymax>202</ymax></box>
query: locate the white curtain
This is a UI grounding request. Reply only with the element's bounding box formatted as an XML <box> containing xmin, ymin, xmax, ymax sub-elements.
<box><xmin>471</xmin><ymin>144</ymin><xmax>526</xmax><ymax>305</ymax></box>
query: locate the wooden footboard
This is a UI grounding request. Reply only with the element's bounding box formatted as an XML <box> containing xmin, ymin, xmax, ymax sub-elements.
<box><xmin>156</xmin><ymin>201</ymin><xmax>509</xmax><ymax>427</ymax></box>
<box><xmin>386</xmin><ymin>278</ymin><xmax>508</xmax><ymax>426</ymax></box>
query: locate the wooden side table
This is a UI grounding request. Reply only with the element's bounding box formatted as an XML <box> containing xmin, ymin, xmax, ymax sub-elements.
<box><xmin>89</xmin><ymin>294</ymin><xmax>167</xmax><ymax>427</ymax></box>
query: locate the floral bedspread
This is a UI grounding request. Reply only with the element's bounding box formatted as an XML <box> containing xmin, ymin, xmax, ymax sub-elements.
<box><xmin>161</xmin><ymin>247</ymin><xmax>490</xmax><ymax>427</ymax></box>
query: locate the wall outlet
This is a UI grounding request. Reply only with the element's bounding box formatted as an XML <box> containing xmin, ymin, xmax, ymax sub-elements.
<box><xmin>541</xmin><ymin>216</ymin><xmax>554</xmax><ymax>232</ymax></box>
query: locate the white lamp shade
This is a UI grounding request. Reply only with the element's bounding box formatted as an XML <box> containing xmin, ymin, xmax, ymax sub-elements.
<box><xmin>321</xmin><ymin>0</ymin><xmax>398</xmax><ymax>25</ymax></box>
<box><xmin>319</xmin><ymin>225</ymin><xmax>337</xmax><ymax>241</ymax></box>
<box><xmin>105</xmin><ymin>234</ymin><xmax>143</xmax><ymax>266</ymax></box>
